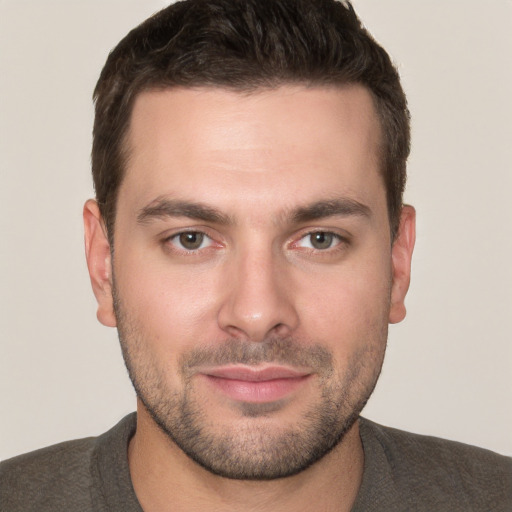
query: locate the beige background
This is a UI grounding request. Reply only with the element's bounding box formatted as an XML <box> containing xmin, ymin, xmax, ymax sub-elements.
<box><xmin>1</xmin><ymin>0</ymin><xmax>511</xmax><ymax>460</ymax></box>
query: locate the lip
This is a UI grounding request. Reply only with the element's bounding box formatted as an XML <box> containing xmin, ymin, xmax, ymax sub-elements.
<box><xmin>199</xmin><ymin>365</ymin><xmax>312</xmax><ymax>403</ymax></box>
<box><xmin>204</xmin><ymin>365</ymin><xmax>310</xmax><ymax>381</ymax></box>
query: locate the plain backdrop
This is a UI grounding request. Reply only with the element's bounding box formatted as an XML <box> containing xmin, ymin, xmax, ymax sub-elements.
<box><xmin>1</xmin><ymin>0</ymin><xmax>511</xmax><ymax>461</ymax></box>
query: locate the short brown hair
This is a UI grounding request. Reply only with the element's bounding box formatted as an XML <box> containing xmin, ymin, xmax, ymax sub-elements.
<box><xmin>92</xmin><ymin>0</ymin><xmax>410</xmax><ymax>241</ymax></box>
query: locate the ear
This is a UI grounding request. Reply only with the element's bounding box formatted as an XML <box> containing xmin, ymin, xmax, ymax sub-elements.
<box><xmin>83</xmin><ymin>199</ymin><xmax>117</xmax><ymax>327</ymax></box>
<box><xmin>389</xmin><ymin>205</ymin><xmax>416</xmax><ymax>324</ymax></box>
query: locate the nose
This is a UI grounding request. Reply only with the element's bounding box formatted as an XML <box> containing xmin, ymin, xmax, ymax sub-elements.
<box><xmin>217</xmin><ymin>247</ymin><xmax>299</xmax><ymax>342</ymax></box>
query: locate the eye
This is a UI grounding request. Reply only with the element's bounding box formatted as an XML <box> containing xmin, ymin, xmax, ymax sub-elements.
<box><xmin>296</xmin><ymin>231</ymin><xmax>341</xmax><ymax>250</ymax></box>
<box><xmin>169</xmin><ymin>231</ymin><xmax>212</xmax><ymax>251</ymax></box>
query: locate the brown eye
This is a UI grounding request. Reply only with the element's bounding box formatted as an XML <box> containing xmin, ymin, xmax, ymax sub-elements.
<box><xmin>177</xmin><ymin>232</ymin><xmax>205</xmax><ymax>250</ymax></box>
<box><xmin>309</xmin><ymin>232</ymin><xmax>335</xmax><ymax>250</ymax></box>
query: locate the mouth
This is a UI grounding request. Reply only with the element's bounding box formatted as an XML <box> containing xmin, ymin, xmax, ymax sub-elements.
<box><xmin>199</xmin><ymin>365</ymin><xmax>312</xmax><ymax>403</ymax></box>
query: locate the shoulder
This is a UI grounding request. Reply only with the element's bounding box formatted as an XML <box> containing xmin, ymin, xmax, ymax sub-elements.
<box><xmin>358</xmin><ymin>418</ymin><xmax>512</xmax><ymax>511</ymax></box>
<box><xmin>0</xmin><ymin>414</ymin><xmax>137</xmax><ymax>512</ymax></box>
<box><xmin>0</xmin><ymin>437</ymin><xmax>96</xmax><ymax>512</ymax></box>
<box><xmin>361</xmin><ymin>418</ymin><xmax>512</xmax><ymax>476</ymax></box>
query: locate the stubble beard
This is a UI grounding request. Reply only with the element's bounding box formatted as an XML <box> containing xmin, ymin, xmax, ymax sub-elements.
<box><xmin>114</xmin><ymin>295</ymin><xmax>388</xmax><ymax>481</ymax></box>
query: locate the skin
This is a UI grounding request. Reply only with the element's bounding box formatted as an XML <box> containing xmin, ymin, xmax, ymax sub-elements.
<box><xmin>84</xmin><ymin>85</ymin><xmax>415</xmax><ymax>512</ymax></box>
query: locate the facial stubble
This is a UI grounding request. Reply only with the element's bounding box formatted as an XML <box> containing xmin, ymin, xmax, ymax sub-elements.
<box><xmin>113</xmin><ymin>289</ymin><xmax>388</xmax><ymax>481</ymax></box>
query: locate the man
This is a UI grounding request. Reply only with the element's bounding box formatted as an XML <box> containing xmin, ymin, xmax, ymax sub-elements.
<box><xmin>1</xmin><ymin>0</ymin><xmax>510</xmax><ymax>510</ymax></box>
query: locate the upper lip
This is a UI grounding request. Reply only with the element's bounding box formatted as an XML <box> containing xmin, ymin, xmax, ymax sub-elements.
<box><xmin>201</xmin><ymin>365</ymin><xmax>311</xmax><ymax>382</ymax></box>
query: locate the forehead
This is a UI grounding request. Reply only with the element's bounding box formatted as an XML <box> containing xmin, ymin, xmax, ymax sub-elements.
<box><xmin>120</xmin><ymin>85</ymin><xmax>385</xmax><ymax>221</ymax></box>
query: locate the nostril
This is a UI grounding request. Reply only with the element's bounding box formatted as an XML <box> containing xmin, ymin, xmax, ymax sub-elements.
<box><xmin>272</xmin><ymin>323</ymin><xmax>288</xmax><ymax>335</ymax></box>
<box><xmin>216</xmin><ymin>261</ymin><xmax>300</xmax><ymax>341</ymax></box>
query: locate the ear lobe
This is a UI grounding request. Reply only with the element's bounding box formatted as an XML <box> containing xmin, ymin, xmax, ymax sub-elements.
<box><xmin>389</xmin><ymin>205</ymin><xmax>416</xmax><ymax>324</ymax></box>
<box><xmin>83</xmin><ymin>199</ymin><xmax>117</xmax><ymax>327</ymax></box>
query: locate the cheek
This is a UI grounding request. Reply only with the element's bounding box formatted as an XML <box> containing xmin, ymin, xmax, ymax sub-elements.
<box><xmin>113</xmin><ymin>253</ymin><xmax>223</xmax><ymax>351</ymax></box>
<box><xmin>295</xmin><ymin>258</ymin><xmax>391</xmax><ymax>349</ymax></box>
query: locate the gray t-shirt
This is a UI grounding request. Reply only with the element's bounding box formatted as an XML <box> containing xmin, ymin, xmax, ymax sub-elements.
<box><xmin>1</xmin><ymin>414</ymin><xmax>511</xmax><ymax>511</ymax></box>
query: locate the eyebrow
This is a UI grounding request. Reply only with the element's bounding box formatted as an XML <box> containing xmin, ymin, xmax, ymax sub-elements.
<box><xmin>291</xmin><ymin>198</ymin><xmax>372</xmax><ymax>223</ymax></box>
<box><xmin>137</xmin><ymin>196</ymin><xmax>371</xmax><ymax>226</ymax></box>
<box><xmin>137</xmin><ymin>198</ymin><xmax>232</xmax><ymax>225</ymax></box>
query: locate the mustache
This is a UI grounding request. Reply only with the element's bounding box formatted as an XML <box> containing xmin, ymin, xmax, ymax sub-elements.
<box><xmin>179</xmin><ymin>337</ymin><xmax>333</xmax><ymax>375</ymax></box>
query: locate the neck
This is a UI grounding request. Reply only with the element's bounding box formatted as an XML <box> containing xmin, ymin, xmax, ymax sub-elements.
<box><xmin>128</xmin><ymin>404</ymin><xmax>364</xmax><ymax>512</ymax></box>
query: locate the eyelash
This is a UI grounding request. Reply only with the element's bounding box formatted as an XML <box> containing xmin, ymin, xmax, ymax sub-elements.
<box><xmin>292</xmin><ymin>231</ymin><xmax>347</xmax><ymax>252</ymax></box>
<box><xmin>163</xmin><ymin>229</ymin><xmax>349</xmax><ymax>256</ymax></box>
<box><xmin>165</xmin><ymin>230</ymin><xmax>217</xmax><ymax>253</ymax></box>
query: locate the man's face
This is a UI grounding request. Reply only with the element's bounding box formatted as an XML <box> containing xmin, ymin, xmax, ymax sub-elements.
<box><xmin>86</xmin><ymin>85</ymin><xmax>414</xmax><ymax>479</ymax></box>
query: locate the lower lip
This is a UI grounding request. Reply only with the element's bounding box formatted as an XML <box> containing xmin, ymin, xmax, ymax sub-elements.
<box><xmin>203</xmin><ymin>375</ymin><xmax>310</xmax><ymax>403</ymax></box>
